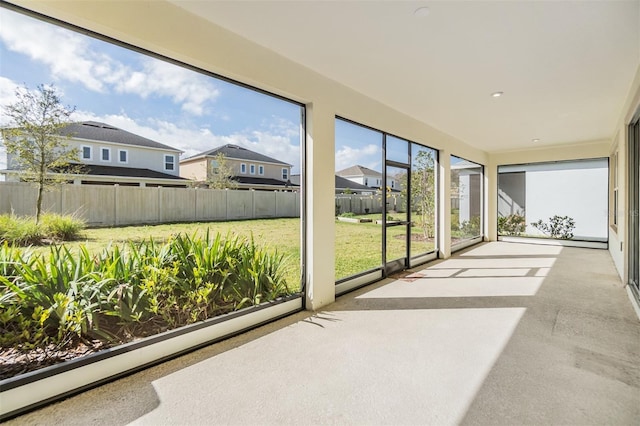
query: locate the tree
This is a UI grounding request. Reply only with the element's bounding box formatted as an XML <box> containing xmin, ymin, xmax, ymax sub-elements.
<box><xmin>1</xmin><ymin>84</ymin><xmax>80</xmax><ymax>223</ymax></box>
<box><xmin>410</xmin><ymin>150</ymin><xmax>436</xmax><ymax>238</ymax></box>
<box><xmin>206</xmin><ymin>152</ymin><xmax>238</xmax><ymax>189</ymax></box>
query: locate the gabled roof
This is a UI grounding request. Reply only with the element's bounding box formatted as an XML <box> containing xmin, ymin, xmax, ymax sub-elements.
<box><xmin>336</xmin><ymin>165</ymin><xmax>382</xmax><ymax>178</ymax></box>
<box><xmin>290</xmin><ymin>174</ymin><xmax>372</xmax><ymax>192</ymax></box>
<box><xmin>58</xmin><ymin>121</ymin><xmax>181</xmax><ymax>152</ymax></box>
<box><xmin>235</xmin><ymin>176</ymin><xmax>297</xmax><ymax>187</ymax></box>
<box><xmin>182</xmin><ymin>144</ymin><xmax>290</xmax><ymax>166</ymax></box>
<box><xmin>62</xmin><ymin>164</ymin><xmax>187</xmax><ymax>180</ymax></box>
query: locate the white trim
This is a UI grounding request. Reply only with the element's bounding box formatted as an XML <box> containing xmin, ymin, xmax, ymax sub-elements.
<box><xmin>80</xmin><ymin>145</ymin><xmax>92</xmax><ymax>161</ymax></box>
<box><xmin>335</xmin><ymin>270</ymin><xmax>383</xmax><ymax>296</ymax></box>
<box><xmin>240</xmin><ymin>163</ymin><xmax>247</xmax><ymax>174</ymax></box>
<box><xmin>100</xmin><ymin>147</ymin><xmax>110</xmax><ymax>162</ymax></box>
<box><xmin>498</xmin><ymin>236</ymin><xmax>608</xmax><ymax>249</ymax></box>
<box><xmin>250</xmin><ymin>164</ymin><xmax>256</xmax><ymax>175</ymax></box>
<box><xmin>258</xmin><ymin>165</ymin><xmax>264</xmax><ymax>175</ymax></box>
<box><xmin>0</xmin><ymin>298</ymin><xmax>302</xmax><ymax>420</ymax></box>
<box><xmin>118</xmin><ymin>149</ymin><xmax>128</xmax><ymax>164</ymax></box>
<box><xmin>626</xmin><ymin>285</ymin><xmax>640</xmax><ymax>321</ymax></box>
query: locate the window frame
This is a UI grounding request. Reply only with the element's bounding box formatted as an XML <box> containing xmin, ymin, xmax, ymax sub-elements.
<box><xmin>240</xmin><ymin>163</ymin><xmax>247</xmax><ymax>174</ymax></box>
<box><xmin>118</xmin><ymin>149</ymin><xmax>128</xmax><ymax>164</ymax></box>
<box><xmin>164</xmin><ymin>154</ymin><xmax>175</xmax><ymax>171</ymax></box>
<box><xmin>100</xmin><ymin>147</ymin><xmax>110</xmax><ymax>162</ymax></box>
<box><xmin>250</xmin><ymin>164</ymin><xmax>256</xmax><ymax>175</ymax></box>
<box><xmin>81</xmin><ymin>145</ymin><xmax>92</xmax><ymax>161</ymax></box>
<box><xmin>258</xmin><ymin>165</ymin><xmax>264</xmax><ymax>175</ymax></box>
<box><xmin>282</xmin><ymin>167</ymin><xmax>288</xmax><ymax>180</ymax></box>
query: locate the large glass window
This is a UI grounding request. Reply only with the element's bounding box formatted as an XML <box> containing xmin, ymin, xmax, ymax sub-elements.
<box><xmin>451</xmin><ymin>155</ymin><xmax>483</xmax><ymax>246</ymax></box>
<box><xmin>498</xmin><ymin>159</ymin><xmax>608</xmax><ymax>243</ymax></box>
<box><xmin>335</xmin><ymin>118</ymin><xmax>383</xmax><ymax>281</ymax></box>
<box><xmin>409</xmin><ymin>144</ymin><xmax>437</xmax><ymax>258</ymax></box>
<box><xmin>0</xmin><ymin>5</ymin><xmax>304</xmax><ymax>382</ymax></box>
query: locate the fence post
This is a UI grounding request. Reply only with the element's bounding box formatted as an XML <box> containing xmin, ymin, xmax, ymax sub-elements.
<box><xmin>114</xmin><ymin>185</ymin><xmax>119</xmax><ymax>226</ymax></box>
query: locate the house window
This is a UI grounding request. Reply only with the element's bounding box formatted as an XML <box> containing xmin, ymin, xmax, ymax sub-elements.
<box><xmin>376</xmin><ymin>179</ymin><xmax>380</xmax><ymax>186</ymax></box>
<box><xmin>391</xmin><ymin>181</ymin><xmax>395</xmax><ymax>188</ymax></box>
<box><xmin>258</xmin><ymin>165</ymin><xmax>264</xmax><ymax>175</ymax></box>
<box><xmin>101</xmin><ymin>147</ymin><xmax>110</xmax><ymax>162</ymax></box>
<box><xmin>240</xmin><ymin>163</ymin><xmax>247</xmax><ymax>174</ymax></box>
<box><xmin>118</xmin><ymin>149</ymin><xmax>128</xmax><ymax>164</ymax></box>
<box><xmin>165</xmin><ymin>155</ymin><xmax>175</xmax><ymax>171</ymax></box>
<box><xmin>364</xmin><ymin>178</ymin><xmax>368</xmax><ymax>186</ymax></box>
<box><xmin>282</xmin><ymin>168</ymin><xmax>288</xmax><ymax>180</ymax></box>
<box><xmin>81</xmin><ymin>146</ymin><xmax>92</xmax><ymax>160</ymax></box>
<box><xmin>250</xmin><ymin>164</ymin><xmax>256</xmax><ymax>175</ymax></box>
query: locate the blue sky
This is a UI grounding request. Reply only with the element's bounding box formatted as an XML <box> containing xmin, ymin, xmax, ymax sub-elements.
<box><xmin>0</xmin><ymin>7</ymin><xmax>425</xmax><ymax>176</ymax></box>
<box><xmin>0</xmin><ymin>7</ymin><xmax>303</xmax><ymax>172</ymax></box>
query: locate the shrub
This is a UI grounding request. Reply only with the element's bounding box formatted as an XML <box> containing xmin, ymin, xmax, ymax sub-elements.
<box><xmin>498</xmin><ymin>214</ymin><xmax>526</xmax><ymax>236</ymax></box>
<box><xmin>40</xmin><ymin>213</ymin><xmax>85</xmax><ymax>241</ymax></box>
<box><xmin>0</xmin><ymin>214</ymin><xmax>42</xmax><ymax>245</ymax></box>
<box><xmin>0</xmin><ymin>213</ymin><xmax>85</xmax><ymax>245</ymax></box>
<box><xmin>0</xmin><ymin>231</ymin><xmax>291</xmax><ymax>350</ymax></box>
<box><xmin>531</xmin><ymin>215</ymin><xmax>575</xmax><ymax>239</ymax></box>
<box><xmin>459</xmin><ymin>216</ymin><xmax>481</xmax><ymax>237</ymax></box>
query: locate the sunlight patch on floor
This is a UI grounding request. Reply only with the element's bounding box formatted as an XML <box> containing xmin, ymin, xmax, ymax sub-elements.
<box><xmin>131</xmin><ymin>308</ymin><xmax>526</xmax><ymax>426</ymax></box>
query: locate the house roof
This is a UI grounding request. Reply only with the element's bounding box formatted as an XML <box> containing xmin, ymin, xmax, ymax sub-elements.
<box><xmin>182</xmin><ymin>144</ymin><xmax>290</xmax><ymax>166</ymax></box>
<box><xmin>290</xmin><ymin>174</ymin><xmax>372</xmax><ymax>192</ymax></box>
<box><xmin>58</xmin><ymin>121</ymin><xmax>181</xmax><ymax>152</ymax></box>
<box><xmin>336</xmin><ymin>165</ymin><xmax>382</xmax><ymax>178</ymax></box>
<box><xmin>70</xmin><ymin>164</ymin><xmax>187</xmax><ymax>180</ymax></box>
<box><xmin>234</xmin><ymin>176</ymin><xmax>297</xmax><ymax>187</ymax></box>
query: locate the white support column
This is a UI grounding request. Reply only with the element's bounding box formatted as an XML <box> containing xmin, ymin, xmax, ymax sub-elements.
<box><xmin>305</xmin><ymin>101</ymin><xmax>336</xmax><ymax>310</ymax></box>
<box><xmin>438</xmin><ymin>150</ymin><xmax>452</xmax><ymax>259</ymax></box>
<box><xmin>485</xmin><ymin>160</ymin><xmax>498</xmax><ymax>241</ymax></box>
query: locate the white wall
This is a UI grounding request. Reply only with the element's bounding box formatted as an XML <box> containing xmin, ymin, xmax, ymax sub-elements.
<box><xmin>500</xmin><ymin>160</ymin><xmax>609</xmax><ymax>240</ymax></box>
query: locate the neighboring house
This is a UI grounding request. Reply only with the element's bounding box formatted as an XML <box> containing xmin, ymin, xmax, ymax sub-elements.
<box><xmin>290</xmin><ymin>174</ymin><xmax>373</xmax><ymax>194</ymax></box>
<box><xmin>180</xmin><ymin>144</ymin><xmax>296</xmax><ymax>191</ymax></box>
<box><xmin>336</xmin><ymin>165</ymin><xmax>397</xmax><ymax>190</ymax></box>
<box><xmin>1</xmin><ymin>121</ymin><xmax>186</xmax><ymax>187</ymax></box>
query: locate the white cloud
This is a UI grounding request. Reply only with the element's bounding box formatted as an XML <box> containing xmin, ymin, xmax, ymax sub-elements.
<box><xmin>0</xmin><ymin>76</ymin><xmax>20</xmax><ymax>126</ymax></box>
<box><xmin>0</xmin><ymin>9</ymin><xmax>217</xmax><ymax>115</ymax></box>
<box><xmin>335</xmin><ymin>143</ymin><xmax>380</xmax><ymax>172</ymax></box>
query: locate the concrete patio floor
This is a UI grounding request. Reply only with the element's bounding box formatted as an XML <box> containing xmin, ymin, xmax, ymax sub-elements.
<box><xmin>5</xmin><ymin>242</ymin><xmax>640</xmax><ymax>425</ymax></box>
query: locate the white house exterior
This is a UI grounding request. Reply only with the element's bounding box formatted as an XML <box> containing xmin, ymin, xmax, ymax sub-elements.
<box><xmin>336</xmin><ymin>165</ymin><xmax>397</xmax><ymax>190</ymax></box>
<box><xmin>2</xmin><ymin>121</ymin><xmax>186</xmax><ymax>187</ymax></box>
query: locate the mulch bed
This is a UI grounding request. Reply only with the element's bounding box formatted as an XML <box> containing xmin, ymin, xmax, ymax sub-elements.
<box><xmin>0</xmin><ymin>340</ymin><xmax>107</xmax><ymax>381</ymax></box>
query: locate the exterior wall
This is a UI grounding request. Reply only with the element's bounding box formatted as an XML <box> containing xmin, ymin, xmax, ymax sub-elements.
<box><xmin>74</xmin><ymin>138</ymin><xmax>180</xmax><ymax>176</ymax></box>
<box><xmin>0</xmin><ymin>182</ymin><xmax>300</xmax><ymax>226</ymax></box>
<box><xmin>498</xmin><ymin>160</ymin><xmax>609</xmax><ymax>241</ymax></box>
<box><xmin>608</xmin><ymin>63</ymin><xmax>640</xmax><ymax>281</ymax></box>
<box><xmin>230</xmin><ymin>158</ymin><xmax>290</xmax><ymax>181</ymax></box>
<box><xmin>498</xmin><ymin>172</ymin><xmax>525</xmax><ymax>216</ymax></box>
<box><xmin>180</xmin><ymin>157</ymin><xmax>291</xmax><ymax>182</ymax></box>
<box><xmin>180</xmin><ymin>159</ymin><xmax>208</xmax><ymax>181</ymax></box>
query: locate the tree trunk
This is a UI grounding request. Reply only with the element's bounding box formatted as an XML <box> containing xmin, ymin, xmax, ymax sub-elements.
<box><xmin>36</xmin><ymin>182</ymin><xmax>43</xmax><ymax>224</ymax></box>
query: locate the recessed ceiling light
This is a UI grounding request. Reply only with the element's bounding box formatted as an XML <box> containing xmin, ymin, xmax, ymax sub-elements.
<box><xmin>491</xmin><ymin>91</ymin><xmax>504</xmax><ymax>98</ymax></box>
<box><xmin>414</xmin><ymin>7</ymin><xmax>430</xmax><ymax>17</ymax></box>
<box><xmin>532</xmin><ymin>138</ymin><xmax>540</xmax><ymax>143</ymax></box>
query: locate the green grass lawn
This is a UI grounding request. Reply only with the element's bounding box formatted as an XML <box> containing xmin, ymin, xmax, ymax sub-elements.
<box><xmin>29</xmin><ymin>216</ymin><xmax>436</xmax><ymax>287</ymax></box>
<box><xmin>32</xmin><ymin>218</ymin><xmax>303</xmax><ymax>291</ymax></box>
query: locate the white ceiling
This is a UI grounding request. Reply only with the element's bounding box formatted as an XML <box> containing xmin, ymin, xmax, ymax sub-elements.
<box><xmin>170</xmin><ymin>0</ymin><xmax>640</xmax><ymax>152</ymax></box>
